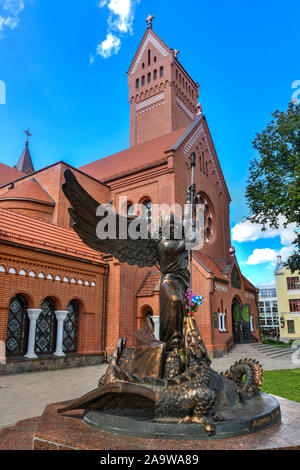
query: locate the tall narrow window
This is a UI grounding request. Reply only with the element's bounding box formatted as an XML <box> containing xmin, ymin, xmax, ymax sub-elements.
<box><xmin>153</xmin><ymin>69</ymin><xmax>157</xmax><ymax>80</ymax></box>
<box><xmin>148</xmin><ymin>49</ymin><xmax>151</xmax><ymax>66</ymax></box>
<box><xmin>127</xmin><ymin>203</ymin><xmax>135</xmax><ymax>217</ymax></box>
<box><xmin>6</xmin><ymin>295</ymin><xmax>29</xmax><ymax>357</ymax></box>
<box><xmin>141</xmin><ymin>199</ymin><xmax>152</xmax><ymax>224</ymax></box>
<box><xmin>136</xmin><ymin>78</ymin><xmax>139</xmax><ymax>89</ymax></box>
<box><xmin>160</xmin><ymin>66</ymin><xmax>164</xmax><ymax>78</ymax></box>
<box><xmin>35</xmin><ymin>298</ymin><xmax>57</xmax><ymax>354</ymax></box>
<box><xmin>287</xmin><ymin>320</ymin><xmax>295</xmax><ymax>334</ymax></box>
<box><xmin>141</xmin><ymin>75</ymin><xmax>145</xmax><ymax>86</ymax></box>
<box><xmin>289</xmin><ymin>299</ymin><xmax>300</xmax><ymax>312</ymax></box>
<box><xmin>147</xmin><ymin>72</ymin><xmax>151</xmax><ymax>83</ymax></box>
<box><xmin>63</xmin><ymin>301</ymin><xmax>79</xmax><ymax>353</ymax></box>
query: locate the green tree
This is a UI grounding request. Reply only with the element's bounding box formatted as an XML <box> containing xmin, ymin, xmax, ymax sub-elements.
<box><xmin>246</xmin><ymin>103</ymin><xmax>300</xmax><ymax>273</ymax></box>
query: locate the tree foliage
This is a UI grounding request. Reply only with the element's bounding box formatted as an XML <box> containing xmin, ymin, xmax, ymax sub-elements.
<box><xmin>246</xmin><ymin>103</ymin><xmax>300</xmax><ymax>272</ymax></box>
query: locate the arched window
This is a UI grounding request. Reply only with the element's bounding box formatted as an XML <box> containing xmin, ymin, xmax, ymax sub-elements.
<box><xmin>195</xmin><ymin>192</ymin><xmax>215</xmax><ymax>244</ymax></box>
<box><xmin>141</xmin><ymin>75</ymin><xmax>145</xmax><ymax>86</ymax></box>
<box><xmin>153</xmin><ymin>69</ymin><xmax>157</xmax><ymax>80</ymax></box>
<box><xmin>136</xmin><ymin>78</ymin><xmax>139</xmax><ymax>89</ymax></box>
<box><xmin>6</xmin><ymin>295</ymin><xmax>29</xmax><ymax>357</ymax></box>
<box><xmin>147</xmin><ymin>72</ymin><xmax>151</xmax><ymax>83</ymax></box>
<box><xmin>148</xmin><ymin>49</ymin><xmax>151</xmax><ymax>66</ymax></box>
<box><xmin>35</xmin><ymin>298</ymin><xmax>57</xmax><ymax>354</ymax></box>
<box><xmin>141</xmin><ymin>199</ymin><xmax>152</xmax><ymax>224</ymax></box>
<box><xmin>63</xmin><ymin>300</ymin><xmax>79</xmax><ymax>353</ymax></box>
<box><xmin>154</xmin><ymin>56</ymin><xmax>157</xmax><ymax>63</ymax></box>
<box><xmin>160</xmin><ymin>66</ymin><xmax>164</xmax><ymax>78</ymax></box>
<box><xmin>127</xmin><ymin>203</ymin><xmax>135</xmax><ymax>217</ymax></box>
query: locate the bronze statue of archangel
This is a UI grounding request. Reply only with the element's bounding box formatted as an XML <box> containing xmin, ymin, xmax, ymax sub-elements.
<box><xmin>60</xmin><ymin>169</ymin><xmax>267</xmax><ymax>436</ymax></box>
<box><xmin>62</xmin><ymin>169</ymin><xmax>208</xmax><ymax>377</ymax></box>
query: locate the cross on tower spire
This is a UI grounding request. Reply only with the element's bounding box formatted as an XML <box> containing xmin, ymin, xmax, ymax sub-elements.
<box><xmin>24</xmin><ymin>128</ymin><xmax>32</xmax><ymax>145</ymax></box>
<box><xmin>146</xmin><ymin>14</ymin><xmax>154</xmax><ymax>29</ymax></box>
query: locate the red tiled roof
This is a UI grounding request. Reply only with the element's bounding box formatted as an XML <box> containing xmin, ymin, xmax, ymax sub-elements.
<box><xmin>193</xmin><ymin>252</ymin><xmax>227</xmax><ymax>281</ymax></box>
<box><xmin>79</xmin><ymin>127</ymin><xmax>187</xmax><ymax>182</ymax></box>
<box><xmin>0</xmin><ymin>163</ymin><xmax>25</xmax><ymax>187</ymax></box>
<box><xmin>137</xmin><ymin>271</ymin><xmax>161</xmax><ymax>297</ymax></box>
<box><xmin>0</xmin><ymin>179</ymin><xmax>54</xmax><ymax>205</ymax></box>
<box><xmin>0</xmin><ymin>208</ymin><xmax>105</xmax><ymax>264</ymax></box>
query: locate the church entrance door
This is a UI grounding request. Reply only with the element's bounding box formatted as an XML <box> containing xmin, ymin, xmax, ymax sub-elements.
<box><xmin>232</xmin><ymin>299</ymin><xmax>251</xmax><ymax>344</ymax></box>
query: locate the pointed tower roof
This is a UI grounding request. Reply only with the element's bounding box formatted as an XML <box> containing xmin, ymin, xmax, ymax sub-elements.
<box><xmin>14</xmin><ymin>129</ymin><xmax>34</xmax><ymax>174</ymax></box>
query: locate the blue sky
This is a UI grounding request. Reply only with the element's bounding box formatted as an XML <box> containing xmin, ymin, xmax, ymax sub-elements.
<box><xmin>0</xmin><ymin>0</ymin><xmax>299</xmax><ymax>286</ymax></box>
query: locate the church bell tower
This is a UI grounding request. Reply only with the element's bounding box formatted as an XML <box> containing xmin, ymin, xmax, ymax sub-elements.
<box><xmin>128</xmin><ymin>16</ymin><xmax>200</xmax><ymax>147</ymax></box>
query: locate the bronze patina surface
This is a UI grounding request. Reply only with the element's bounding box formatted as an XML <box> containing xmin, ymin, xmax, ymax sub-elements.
<box><xmin>59</xmin><ymin>170</ymin><xmax>280</xmax><ymax>438</ymax></box>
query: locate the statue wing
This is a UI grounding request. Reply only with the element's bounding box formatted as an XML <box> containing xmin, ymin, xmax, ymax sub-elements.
<box><xmin>62</xmin><ymin>169</ymin><xmax>159</xmax><ymax>268</ymax></box>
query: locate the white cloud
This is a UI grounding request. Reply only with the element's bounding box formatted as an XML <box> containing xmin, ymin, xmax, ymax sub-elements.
<box><xmin>96</xmin><ymin>32</ymin><xmax>121</xmax><ymax>58</ymax></box>
<box><xmin>231</xmin><ymin>216</ymin><xmax>297</xmax><ymax>246</ymax></box>
<box><xmin>92</xmin><ymin>0</ymin><xmax>140</xmax><ymax>61</ymax></box>
<box><xmin>246</xmin><ymin>245</ymin><xmax>295</xmax><ymax>265</ymax></box>
<box><xmin>0</xmin><ymin>0</ymin><xmax>24</xmax><ymax>32</ymax></box>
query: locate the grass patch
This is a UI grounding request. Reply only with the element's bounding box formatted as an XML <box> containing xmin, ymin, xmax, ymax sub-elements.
<box><xmin>262</xmin><ymin>339</ymin><xmax>291</xmax><ymax>348</ymax></box>
<box><xmin>262</xmin><ymin>369</ymin><xmax>300</xmax><ymax>403</ymax></box>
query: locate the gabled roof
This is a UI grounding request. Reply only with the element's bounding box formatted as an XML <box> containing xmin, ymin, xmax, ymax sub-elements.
<box><xmin>242</xmin><ymin>275</ymin><xmax>258</xmax><ymax>292</ymax></box>
<box><xmin>0</xmin><ymin>163</ymin><xmax>25</xmax><ymax>187</ymax></box>
<box><xmin>137</xmin><ymin>271</ymin><xmax>161</xmax><ymax>297</ymax></box>
<box><xmin>15</xmin><ymin>142</ymin><xmax>34</xmax><ymax>174</ymax></box>
<box><xmin>0</xmin><ymin>207</ymin><xmax>105</xmax><ymax>264</ymax></box>
<box><xmin>79</xmin><ymin>127</ymin><xmax>188</xmax><ymax>183</ymax></box>
<box><xmin>193</xmin><ymin>252</ymin><xmax>227</xmax><ymax>281</ymax></box>
<box><xmin>127</xmin><ymin>28</ymin><xmax>172</xmax><ymax>75</ymax></box>
<box><xmin>0</xmin><ymin>178</ymin><xmax>55</xmax><ymax>205</ymax></box>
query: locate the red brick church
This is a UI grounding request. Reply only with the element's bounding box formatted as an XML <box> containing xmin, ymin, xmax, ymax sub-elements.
<box><xmin>0</xmin><ymin>20</ymin><xmax>260</xmax><ymax>372</ymax></box>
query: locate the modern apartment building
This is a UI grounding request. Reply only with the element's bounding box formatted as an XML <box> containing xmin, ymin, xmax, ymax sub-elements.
<box><xmin>258</xmin><ymin>284</ymin><xmax>279</xmax><ymax>337</ymax></box>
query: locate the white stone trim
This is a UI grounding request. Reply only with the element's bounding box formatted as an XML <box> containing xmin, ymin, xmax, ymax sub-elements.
<box><xmin>136</xmin><ymin>92</ymin><xmax>164</xmax><ymax>111</ymax></box>
<box><xmin>151</xmin><ymin>316</ymin><xmax>160</xmax><ymax>341</ymax></box>
<box><xmin>184</xmin><ymin>122</ymin><xmax>223</xmax><ymax>189</ymax></box>
<box><xmin>25</xmin><ymin>309</ymin><xmax>42</xmax><ymax>359</ymax></box>
<box><xmin>176</xmin><ymin>96</ymin><xmax>195</xmax><ymax>120</ymax></box>
<box><xmin>245</xmin><ymin>292</ymin><xmax>255</xmax><ymax>300</ymax></box>
<box><xmin>54</xmin><ymin>311</ymin><xmax>68</xmax><ymax>357</ymax></box>
<box><xmin>215</xmin><ymin>282</ymin><xmax>228</xmax><ymax>292</ymax></box>
<box><xmin>137</xmin><ymin>101</ymin><xmax>165</xmax><ymax>116</ymax></box>
<box><xmin>130</xmin><ymin>32</ymin><xmax>169</xmax><ymax>74</ymax></box>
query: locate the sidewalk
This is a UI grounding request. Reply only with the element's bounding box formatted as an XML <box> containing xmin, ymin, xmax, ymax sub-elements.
<box><xmin>0</xmin><ymin>345</ymin><xmax>298</xmax><ymax>430</ymax></box>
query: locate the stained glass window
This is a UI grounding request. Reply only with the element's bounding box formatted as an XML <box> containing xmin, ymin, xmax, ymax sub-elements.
<box><xmin>63</xmin><ymin>301</ymin><xmax>79</xmax><ymax>353</ymax></box>
<box><xmin>6</xmin><ymin>295</ymin><xmax>29</xmax><ymax>356</ymax></box>
<box><xmin>35</xmin><ymin>298</ymin><xmax>57</xmax><ymax>354</ymax></box>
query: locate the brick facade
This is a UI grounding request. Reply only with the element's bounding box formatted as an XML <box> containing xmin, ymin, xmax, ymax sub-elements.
<box><xmin>0</xmin><ymin>23</ymin><xmax>260</xmax><ymax>366</ymax></box>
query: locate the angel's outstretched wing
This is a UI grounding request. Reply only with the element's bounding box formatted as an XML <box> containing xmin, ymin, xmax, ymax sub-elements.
<box><xmin>62</xmin><ymin>169</ymin><xmax>159</xmax><ymax>268</ymax></box>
